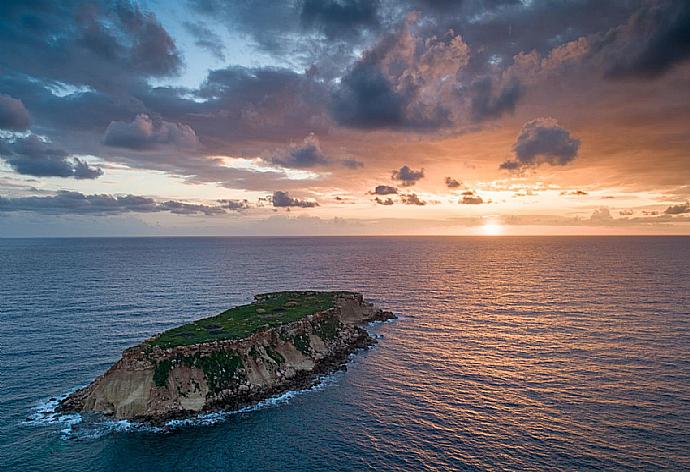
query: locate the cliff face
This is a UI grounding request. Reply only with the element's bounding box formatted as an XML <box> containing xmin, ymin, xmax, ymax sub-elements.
<box><xmin>59</xmin><ymin>293</ymin><xmax>393</xmax><ymax>422</ymax></box>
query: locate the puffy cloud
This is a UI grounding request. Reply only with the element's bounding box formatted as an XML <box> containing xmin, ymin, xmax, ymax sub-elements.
<box><xmin>664</xmin><ymin>202</ymin><xmax>690</xmax><ymax>215</ymax></box>
<box><xmin>445</xmin><ymin>177</ymin><xmax>461</xmax><ymax>188</ymax></box>
<box><xmin>103</xmin><ymin>114</ymin><xmax>199</xmax><ymax>150</ymax></box>
<box><xmin>0</xmin><ymin>135</ymin><xmax>102</xmax><ymax>179</ymax></box>
<box><xmin>270</xmin><ymin>134</ymin><xmax>329</xmax><ymax>168</ymax></box>
<box><xmin>400</xmin><ymin>193</ymin><xmax>426</xmax><ymax>205</ymax></box>
<box><xmin>460</xmin><ymin>191</ymin><xmax>484</xmax><ymax>205</ymax></box>
<box><xmin>332</xmin><ymin>16</ymin><xmax>470</xmax><ymax>129</ymax></box>
<box><xmin>371</xmin><ymin>185</ymin><xmax>398</xmax><ymax>195</ymax></box>
<box><xmin>374</xmin><ymin>197</ymin><xmax>394</xmax><ymax>205</ymax></box>
<box><xmin>271</xmin><ymin>191</ymin><xmax>319</xmax><ymax>208</ymax></box>
<box><xmin>0</xmin><ymin>94</ymin><xmax>30</xmax><ymax>131</ymax></box>
<box><xmin>270</xmin><ymin>134</ymin><xmax>363</xmax><ymax>169</ymax></box>
<box><xmin>590</xmin><ymin>207</ymin><xmax>614</xmax><ymax>223</ymax></box>
<box><xmin>183</xmin><ymin>21</ymin><xmax>226</xmax><ymax>61</ymax></box>
<box><xmin>392</xmin><ymin>165</ymin><xmax>424</xmax><ymax>186</ymax></box>
<box><xmin>0</xmin><ymin>1</ymin><xmax>181</xmax><ymax>91</ymax></box>
<box><xmin>0</xmin><ymin>191</ymin><xmax>227</xmax><ymax>215</ymax></box>
<box><xmin>500</xmin><ymin>118</ymin><xmax>580</xmax><ymax>171</ymax></box>
<box><xmin>219</xmin><ymin>199</ymin><xmax>252</xmax><ymax>211</ymax></box>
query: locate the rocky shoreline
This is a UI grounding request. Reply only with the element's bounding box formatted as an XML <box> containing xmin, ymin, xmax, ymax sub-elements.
<box><xmin>58</xmin><ymin>292</ymin><xmax>395</xmax><ymax>424</ymax></box>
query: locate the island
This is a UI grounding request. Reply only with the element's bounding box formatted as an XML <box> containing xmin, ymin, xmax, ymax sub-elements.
<box><xmin>58</xmin><ymin>291</ymin><xmax>395</xmax><ymax>423</ymax></box>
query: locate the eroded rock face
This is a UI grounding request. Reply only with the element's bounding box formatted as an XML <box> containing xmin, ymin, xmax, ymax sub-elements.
<box><xmin>58</xmin><ymin>293</ymin><xmax>394</xmax><ymax>423</ymax></box>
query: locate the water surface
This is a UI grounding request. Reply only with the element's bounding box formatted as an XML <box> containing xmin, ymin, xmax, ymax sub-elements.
<box><xmin>1</xmin><ymin>237</ymin><xmax>689</xmax><ymax>470</ymax></box>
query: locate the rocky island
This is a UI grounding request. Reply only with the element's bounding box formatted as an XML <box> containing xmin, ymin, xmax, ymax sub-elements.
<box><xmin>58</xmin><ymin>291</ymin><xmax>395</xmax><ymax>423</ymax></box>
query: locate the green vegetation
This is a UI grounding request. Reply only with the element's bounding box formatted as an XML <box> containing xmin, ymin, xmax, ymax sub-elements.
<box><xmin>292</xmin><ymin>333</ymin><xmax>312</xmax><ymax>355</ymax></box>
<box><xmin>147</xmin><ymin>291</ymin><xmax>354</xmax><ymax>348</ymax></box>
<box><xmin>198</xmin><ymin>351</ymin><xmax>244</xmax><ymax>394</ymax></box>
<box><xmin>153</xmin><ymin>359</ymin><xmax>172</xmax><ymax>388</ymax></box>
<box><xmin>315</xmin><ymin>316</ymin><xmax>342</xmax><ymax>341</ymax></box>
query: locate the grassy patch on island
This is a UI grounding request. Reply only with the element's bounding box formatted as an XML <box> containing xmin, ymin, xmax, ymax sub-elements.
<box><xmin>146</xmin><ymin>291</ymin><xmax>353</xmax><ymax>348</ymax></box>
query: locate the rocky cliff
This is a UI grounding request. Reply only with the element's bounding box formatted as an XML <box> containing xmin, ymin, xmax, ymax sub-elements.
<box><xmin>58</xmin><ymin>292</ymin><xmax>394</xmax><ymax>423</ymax></box>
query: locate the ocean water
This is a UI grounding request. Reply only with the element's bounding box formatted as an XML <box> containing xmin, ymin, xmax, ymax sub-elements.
<box><xmin>1</xmin><ymin>236</ymin><xmax>689</xmax><ymax>471</ymax></box>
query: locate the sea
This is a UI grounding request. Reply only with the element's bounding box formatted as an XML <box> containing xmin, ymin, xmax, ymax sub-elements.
<box><xmin>1</xmin><ymin>236</ymin><xmax>689</xmax><ymax>471</ymax></box>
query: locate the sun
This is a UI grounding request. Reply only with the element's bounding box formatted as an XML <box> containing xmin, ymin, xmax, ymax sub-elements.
<box><xmin>481</xmin><ymin>222</ymin><xmax>504</xmax><ymax>236</ymax></box>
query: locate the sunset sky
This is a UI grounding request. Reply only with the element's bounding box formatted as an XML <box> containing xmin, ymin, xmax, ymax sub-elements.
<box><xmin>1</xmin><ymin>0</ymin><xmax>689</xmax><ymax>236</ymax></box>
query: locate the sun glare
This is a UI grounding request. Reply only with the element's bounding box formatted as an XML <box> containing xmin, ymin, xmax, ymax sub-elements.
<box><xmin>481</xmin><ymin>223</ymin><xmax>504</xmax><ymax>236</ymax></box>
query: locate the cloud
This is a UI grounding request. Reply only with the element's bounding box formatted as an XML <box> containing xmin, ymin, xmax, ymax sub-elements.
<box><xmin>561</xmin><ymin>190</ymin><xmax>588</xmax><ymax>196</ymax></box>
<box><xmin>371</xmin><ymin>185</ymin><xmax>398</xmax><ymax>195</ymax></box>
<box><xmin>445</xmin><ymin>177</ymin><xmax>461</xmax><ymax>188</ymax></box>
<box><xmin>270</xmin><ymin>134</ymin><xmax>363</xmax><ymax>169</ymax></box>
<box><xmin>0</xmin><ymin>94</ymin><xmax>31</xmax><ymax>131</ymax></box>
<box><xmin>0</xmin><ymin>1</ymin><xmax>181</xmax><ymax>91</ymax></box>
<box><xmin>392</xmin><ymin>165</ymin><xmax>424</xmax><ymax>186</ymax></box>
<box><xmin>332</xmin><ymin>16</ymin><xmax>470</xmax><ymax>129</ymax></box>
<box><xmin>468</xmin><ymin>78</ymin><xmax>521</xmax><ymax>122</ymax></box>
<box><xmin>219</xmin><ymin>199</ymin><xmax>251</xmax><ymax>211</ymax></box>
<box><xmin>400</xmin><ymin>193</ymin><xmax>426</xmax><ymax>206</ymax></box>
<box><xmin>0</xmin><ymin>135</ymin><xmax>102</xmax><ymax>179</ymax></box>
<box><xmin>374</xmin><ymin>197</ymin><xmax>394</xmax><ymax>205</ymax></box>
<box><xmin>271</xmin><ymin>191</ymin><xmax>318</xmax><ymax>208</ymax></box>
<box><xmin>183</xmin><ymin>21</ymin><xmax>226</xmax><ymax>61</ymax></box>
<box><xmin>664</xmin><ymin>202</ymin><xmax>690</xmax><ymax>215</ymax></box>
<box><xmin>270</xmin><ymin>134</ymin><xmax>329</xmax><ymax>168</ymax></box>
<box><xmin>590</xmin><ymin>207</ymin><xmax>614</xmax><ymax>223</ymax></box>
<box><xmin>460</xmin><ymin>190</ymin><xmax>484</xmax><ymax>204</ymax></box>
<box><xmin>300</xmin><ymin>0</ymin><xmax>380</xmax><ymax>40</ymax></box>
<box><xmin>500</xmin><ymin>118</ymin><xmax>580</xmax><ymax>171</ymax></box>
<box><xmin>0</xmin><ymin>191</ymin><xmax>227</xmax><ymax>215</ymax></box>
<box><xmin>605</xmin><ymin>1</ymin><xmax>690</xmax><ymax>78</ymax></box>
<box><xmin>103</xmin><ymin>114</ymin><xmax>199</xmax><ymax>150</ymax></box>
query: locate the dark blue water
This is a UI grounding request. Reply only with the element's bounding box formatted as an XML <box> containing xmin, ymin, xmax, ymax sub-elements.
<box><xmin>1</xmin><ymin>237</ymin><xmax>689</xmax><ymax>471</ymax></box>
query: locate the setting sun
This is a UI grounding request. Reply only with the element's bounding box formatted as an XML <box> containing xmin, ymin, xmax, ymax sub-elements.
<box><xmin>481</xmin><ymin>222</ymin><xmax>504</xmax><ymax>236</ymax></box>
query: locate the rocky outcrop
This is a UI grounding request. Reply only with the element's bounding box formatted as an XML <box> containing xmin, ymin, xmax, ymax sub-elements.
<box><xmin>58</xmin><ymin>292</ymin><xmax>395</xmax><ymax>423</ymax></box>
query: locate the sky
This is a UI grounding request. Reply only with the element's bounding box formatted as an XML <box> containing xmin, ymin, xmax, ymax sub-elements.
<box><xmin>0</xmin><ymin>0</ymin><xmax>689</xmax><ymax>236</ymax></box>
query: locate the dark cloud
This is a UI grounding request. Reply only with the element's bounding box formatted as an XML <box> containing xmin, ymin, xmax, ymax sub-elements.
<box><xmin>271</xmin><ymin>191</ymin><xmax>318</xmax><ymax>208</ymax></box>
<box><xmin>270</xmin><ymin>134</ymin><xmax>363</xmax><ymax>169</ymax></box>
<box><xmin>445</xmin><ymin>177</ymin><xmax>461</xmax><ymax>188</ymax></box>
<box><xmin>270</xmin><ymin>134</ymin><xmax>329</xmax><ymax>168</ymax></box>
<box><xmin>374</xmin><ymin>197</ymin><xmax>394</xmax><ymax>205</ymax></box>
<box><xmin>469</xmin><ymin>78</ymin><xmax>521</xmax><ymax>122</ymax></box>
<box><xmin>500</xmin><ymin>118</ymin><xmax>580</xmax><ymax>171</ymax></box>
<box><xmin>0</xmin><ymin>94</ymin><xmax>31</xmax><ymax>130</ymax></box>
<box><xmin>340</xmin><ymin>158</ymin><xmax>364</xmax><ymax>169</ymax></box>
<box><xmin>0</xmin><ymin>1</ymin><xmax>181</xmax><ymax>91</ymax></box>
<box><xmin>561</xmin><ymin>190</ymin><xmax>588</xmax><ymax>196</ymax></box>
<box><xmin>664</xmin><ymin>202</ymin><xmax>690</xmax><ymax>215</ymax></box>
<box><xmin>332</xmin><ymin>18</ymin><xmax>468</xmax><ymax>129</ymax></box>
<box><xmin>392</xmin><ymin>165</ymin><xmax>424</xmax><ymax>186</ymax></box>
<box><xmin>371</xmin><ymin>185</ymin><xmax>398</xmax><ymax>195</ymax></box>
<box><xmin>0</xmin><ymin>191</ymin><xmax>227</xmax><ymax>215</ymax></box>
<box><xmin>103</xmin><ymin>114</ymin><xmax>199</xmax><ymax>150</ymax></box>
<box><xmin>219</xmin><ymin>199</ymin><xmax>251</xmax><ymax>211</ymax></box>
<box><xmin>183</xmin><ymin>21</ymin><xmax>226</xmax><ymax>60</ymax></box>
<box><xmin>1</xmin><ymin>135</ymin><xmax>102</xmax><ymax>179</ymax></box>
<box><xmin>605</xmin><ymin>1</ymin><xmax>690</xmax><ymax>78</ymax></box>
<box><xmin>460</xmin><ymin>191</ymin><xmax>484</xmax><ymax>204</ymax></box>
<box><xmin>400</xmin><ymin>193</ymin><xmax>426</xmax><ymax>205</ymax></box>
<box><xmin>300</xmin><ymin>0</ymin><xmax>380</xmax><ymax>39</ymax></box>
